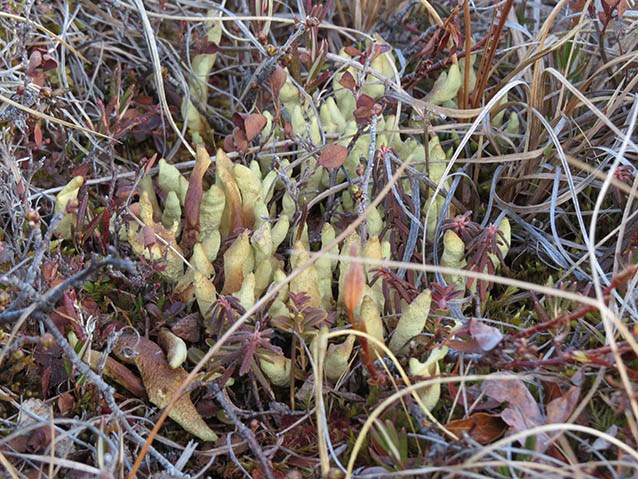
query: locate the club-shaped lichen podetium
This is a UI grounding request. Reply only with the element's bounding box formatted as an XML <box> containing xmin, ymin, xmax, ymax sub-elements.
<box><xmin>440</xmin><ymin>229</ymin><xmax>466</xmax><ymax>290</ymax></box>
<box><xmin>259</xmin><ymin>351</ymin><xmax>292</xmax><ymax>387</ymax></box>
<box><xmin>54</xmin><ymin>175</ymin><xmax>83</xmax><ymax>239</ymax></box>
<box><xmin>324</xmin><ymin>335</ymin><xmax>356</xmax><ymax>382</ymax></box>
<box><xmin>409</xmin><ymin>346</ymin><xmax>448</xmax><ymax>411</ymax></box>
<box><xmin>389</xmin><ymin>289</ymin><xmax>432</xmax><ymax>354</ymax></box>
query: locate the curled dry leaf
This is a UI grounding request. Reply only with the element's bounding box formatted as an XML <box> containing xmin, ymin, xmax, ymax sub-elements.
<box><xmin>546</xmin><ymin>385</ymin><xmax>581</xmax><ymax>424</ymax></box>
<box><xmin>182</xmin><ymin>144</ymin><xmax>211</xmax><ymax>250</ymax></box>
<box><xmin>445</xmin><ymin>412</ymin><xmax>507</xmax><ymax>445</ymax></box>
<box><xmin>270</xmin><ymin>66</ymin><xmax>287</xmax><ymax>95</ymax></box>
<box><xmin>482</xmin><ymin>373</ymin><xmax>550</xmax><ymax>451</ymax></box>
<box><xmin>339</xmin><ymin>71</ymin><xmax>356</xmax><ymax>91</ymax></box>
<box><xmin>353</xmin><ymin>94</ymin><xmax>382</xmax><ymax>123</ymax></box>
<box><xmin>243</xmin><ymin>113</ymin><xmax>267</xmax><ymax>141</ymax></box>
<box><xmin>319</xmin><ymin>144</ymin><xmax>348</xmax><ymax>169</ymax></box>
<box><xmin>469</xmin><ymin>318</ymin><xmax>503</xmax><ymax>352</ymax></box>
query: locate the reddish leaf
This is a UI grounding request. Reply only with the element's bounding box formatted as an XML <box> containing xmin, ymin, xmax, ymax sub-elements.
<box><xmin>244</xmin><ymin>113</ymin><xmax>267</xmax><ymax>141</ymax></box>
<box><xmin>270</xmin><ymin>66</ymin><xmax>287</xmax><ymax>94</ymax></box>
<box><xmin>201</xmin><ymin>41</ymin><xmax>219</xmax><ymax>55</ymax></box>
<box><xmin>446</xmin><ymin>338</ymin><xmax>483</xmax><ymax>354</ymax></box>
<box><xmin>353</xmin><ymin>94</ymin><xmax>382</xmax><ymax>122</ymax></box>
<box><xmin>29</xmin><ymin>427</ymin><xmax>54</xmax><ymax>453</ymax></box>
<box><xmin>183</xmin><ymin>145</ymin><xmax>211</xmax><ymax>250</ymax></box>
<box><xmin>142</xmin><ymin>225</ymin><xmax>157</xmax><ymax>249</ymax></box>
<box><xmin>223</xmin><ymin>134</ymin><xmax>235</xmax><ymax>153</ymax></box>
<box><xmin>446</xmin><ymin>413</ymin><xmax>507</xmax><ymax>444</ymax></box>
<box><xmin>171</xmin><ymin>314</ymin><xmax>201</xmax><ymax>342</ymax></box>
<box><xmin>369</xmin><ymin>43</ymin><xmax>391</xmax><ymax>62</ymax></box>
<box><xmin>100</xmin><ymin>206</ymin><xmax>111</xmax><ymax>254</ymax></box>
<box><xmin>232</xmin><ymin>127</ymin><xmax>249</xmax><ymax>153</ymax></box>
<box><xmin>33</xmin><ymin>123</ymin><xmax>43</xmax><ymax>149</ymax></box>
<box><xmin>344</xmin><ymin>46</ymin><xmax>363</xmax><ymax>59</ymax></box>
<box><xmin>339</xmin><ymin>71</ymin><xmax>356</xmax><ymax>91</ymax></box>
<box><xmin>42</xmin><ymin>260</ymin><xmax>59</xmax><ymax>282</ymax></box>
<box><xmin>26</xmin><ymin>49</ymin><xmax>43</xmax><ymax>74</ymax></box>
<box><xmin>319</xmin><ymin>144</ymin><xmax>348</xmax><ymax>169</ymax></box>
<box><xmin>469</xmin><ymin>318</ymin><xmax>503</xmax><ymax>351</ymax></box>
<box><xmin>57</xmin><ymin>392</ymin><xmax>74</xmax><ymax>415</ymax></box>
<box><xmin>231</xmin><ymin>112</ymin><xmax>246</xmax><ymax>129</ymax></box>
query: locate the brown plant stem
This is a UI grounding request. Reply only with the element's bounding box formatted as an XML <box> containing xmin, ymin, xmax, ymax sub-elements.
<box><xmin>208</xmin><ymin>382</ymin><xmax>275</xmax><ymax>479</ymax></box>
<box><xmin>347</xmin><ymin>307</ymin><xmax>384</xmax><ymax>384</ymax></box>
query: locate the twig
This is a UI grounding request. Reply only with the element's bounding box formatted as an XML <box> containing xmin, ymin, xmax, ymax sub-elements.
<box><xmin>208</xmin><ymin>382</ymin><xmax>275</xmax><ymax>479</ymax></box>
<box><xmin>4</xmin><ymin>256</ymin><xmax>187</xmax><ymax>477</ymax></box>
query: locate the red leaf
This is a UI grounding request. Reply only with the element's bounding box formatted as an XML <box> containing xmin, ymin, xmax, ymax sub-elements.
<box><xmin>446</xmin><ymin>413</ymin><xmax>507</xmax><ymax>444</ymax></box>
<box><xmin>369</xmin><ymin>43</ymin><xmax>391</xmax><ymax>62</ymax></box>
<box><xmin>58</xmin><ymin>392</ymin><xmax>74</xmax><ymax>415</ymax></box>
<box><xmin>183</xmin><ymin>145</ymin><xmax>211</xmax><ymax>250</ymax></box>
<box><xmin>353</xmin><ymin>94</ymin><xmax>382</xmax><ymax>123</ymax></box>
<box><xmin>223</xmin><ymin>134</ymin><xmax>235</xmax><ymax>153</ymax></box>
<box><xmin>33</xmin><ymin>123</ymin><xmax>43</xmax><ymax>149</ymax></box>
<box><xmin>469</xmin><ymin>318</ymin><xmax>503</xmax><ymax>351</ymax></box>
<box><xmin>244</xmin><ymin>113</ymin><xmax>267</xmax><ymax>141</ymax></box>
<box><xmin>344</xmin><ymin>46</ymin><xmax>363</xmax><ymax>59</ymax></box>
<box><xmin>319</xmin><ymin>144</ymin><xmax>348</xmax><ymax>169</ymax></box>
<box><xmin>270</xmin><ymin>66</ymin><xmax>287</xmax><ymax>94</ymax></box>
<box><xmin>232</xmin><ymin>127</ymin><xmax>249</xmax><ymax>153</ymax></box>
<box><xmin>231</xmin><ymin>112</ymin><xmax>246</xmax><ymax>129</ymax></box>
<box><xmin>339</xmin><ymin>71</ymin><xmax>356</xmax><ymax>91</ymax></box>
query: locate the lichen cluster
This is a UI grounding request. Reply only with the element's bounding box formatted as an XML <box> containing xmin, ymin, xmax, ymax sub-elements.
<box><xmin>54</xmin><ymin>34</ymin><xmax>514</xmax><ymax>403</ymax></box>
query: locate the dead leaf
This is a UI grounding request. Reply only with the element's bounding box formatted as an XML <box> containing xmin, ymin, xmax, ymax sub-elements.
<box><xmin>57</xmin><ymin>392</ymin><xmax>74</xmax><ymax>416</ymax></box>
<box><xmin>344</xmin><ymin>46</ymin><xmax>362</xmax><ymax>59</ymax></box>
<box><xmin>243</xmin><ymin>113</ymin><xmax>267</xmax><ymax>141</ymax></box>
<box><xmin>469</xmin><ymin>318</ymin><xmax>503</xmax><ymax>351</ymax></box>
<box><xmin>445</xmin><ymin>412</ymin><xmax>507</xmax><ymax>444</ymax></box>
<box><xmin>319</xmin><ymin>144</ymin><xmax>348</xmax><ymax>169</ymax></box>
<box><xmin>546</xmin><ymin>385</ymin><xmax>580</xmax><ymax>424</ymax></box>
<box><xmin>482</xmin><ymin>373</ymin><xmax>550</xmax><ymax>450</ymax></box>
<box><xmin>182</xmin><ymin>145</ymin><xmax>211</xmax><ymax>251</ymax></box>
<box><xmin>339</xmin><ymin>71</ymin><xmax>356</xmax><ymax>91</ymax></box>
<box><xmin>353</xmin><ymin>94</ymin><xmax>382</xmax><ymax>123</ymax></box>
<box><xmin>270</xmin><ymin>66</ymin><xmax>287</xmax><ymax>94</ymax></box>
<box><xmin>171</xmin><ymin>314</ymin><xmax>201</xmax><ymax>342</ymax></box>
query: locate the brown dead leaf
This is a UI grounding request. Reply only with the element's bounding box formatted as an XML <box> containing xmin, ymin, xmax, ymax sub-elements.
<box><xmin>339</xmin><ymin>71</ymin><xmax>356</xmax><ymax>91</ymax></box>
<box><xmin>57</xmin><ymin>392</ymin><xmax>74</xmax><ymax>416</ymax></box>
<box><xmin>344</xmin><ymin>46</ymin><xmax>362</xmax><ymax>59</ymax></box>
<box><xmin>319</xmin><ymin>144</ymin><xmax>348</xmax><ymax>169</ymax></box>
<box><xmin>243</xmin><ymin>113</ymin><xmax>267</xmax><ymax>141</ymax></box>
<box><xmin>445</xmin><ymin>412</ymin><xmax>507</xmax><ymax>444</ymax></box>
<box><xmin>33</xmin><ymin>123</ymin><xmax>43</xmax><ymax>149</ymax></box>
<box><xmin>546</xmin><ymin>385</ymin><xmax>580</xmax><ymax>424</ymax></box>
<box><xmin>171</xmin><ymin>314</ymin><xmax>201</xmax><ymax>342</ymax></box>
<box><xmin>469</xmin><ymin>318</ymin><xmax>503</xmax><ymax>352</ymax></box>
<box><xmin>482</xmin><ymin>373</ymin><xmax>550</xmax><ymax>450</ymax></box>
<box><xmin>270</xmin><ymin>66</ymin><xmax>287</xmax><ymax>94</ymax></box>
<box><xmin>182</xmin><ymin>145</ymin><xmax>212</xmax><ymax>251</ymax></box>
<box><xmin>353</xmin><ymin>94</ymin><xmax>382</xmax><ymax>123</ymax></box>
